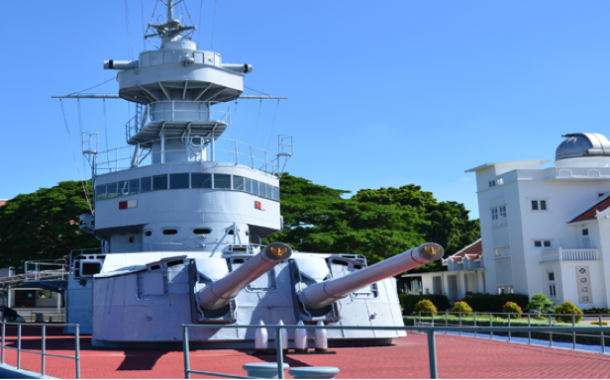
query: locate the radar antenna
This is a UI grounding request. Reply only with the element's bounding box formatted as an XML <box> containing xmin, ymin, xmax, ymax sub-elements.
<box><xmin>145</xmin><ymin>0</ymin><xmax>195</xmax><ymax>46</ymax></box>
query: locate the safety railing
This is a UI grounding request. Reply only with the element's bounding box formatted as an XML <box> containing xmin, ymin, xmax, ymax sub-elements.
<box><xmin>24</xmin><ymin>260</ymin><xmax>69</xmax><ymax>281</ymax></box>
<box><xmin>416</xmin><ymin>311</ymin><xmax>609</xmax><ymax>353</ymax></box>
<box><xmin>182</xmin><ymin>323</ymin><xmax>610</xmax><ymax>379</ymax></box>
<box><xmin>125</xmin><ymin>101</ymin><xmax>231</xmax><ymax>142</ymax></box>
<box><xmin>94</xmin><ymin>136</ymin><xmax>289</xmax><ymax>176</ymax></box>
<box><xmin>0</xmin><ymin>322</ymin><xmax>80</xmax><ymax>379</ymax></box>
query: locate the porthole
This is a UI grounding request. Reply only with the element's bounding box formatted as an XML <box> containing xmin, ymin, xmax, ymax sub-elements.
<box><xmin>193</xmin><ymin>228</ymin><xmax>212</xmax><ymax>235</ymax></box>
<box><xmin>191</xmin><ymin>137</ymin><xmax>202</xmax><ymax>146</ymax></box>
<box><xmin>167</xmin><ymin>260</ymin><xmax>183</xmax><ymax>267</ymax></box>
<box><xmin>129</xmin><ymin>237</ymin><xmax>134</xmax><ymax>243</ymax></box>
<box><xmin>145</xmin><ymin>231</ymin><xmax>152</xmax><ymax>237</ymax></box>
<box><xmin>163</xmin><ymin>229</ymin><xmax>178</xmax><ymax>235</ymax></box>
<box><xmin>226</xmin><ymin>229</ymin><xmax>235</xmax><ymax>235</ymax></box>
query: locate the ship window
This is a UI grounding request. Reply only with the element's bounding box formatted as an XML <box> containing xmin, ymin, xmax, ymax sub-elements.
<box><xmin>166</xmin><ymin>260</ymin><xmax>183</xmax><ymax>267</ymax></box>
<box><xmin>214</xmin><ymin>174</ymin><xmax>231</xmax><ymax>189</ymax></box>
<box><xmin>170</xmin><ymin>173</ymin><xmax>189</xmax><ymax>189</ymax></box>
<box><xmin>191</xmin><ymin>173</ymin><xmax>212</xmax><ymax>189</ymax></box>
<box><xmin>128</xmin><ymin>237</ymin><xmax>134</xmax><ymax>243</ymax></box>
<box><xmin>153</xmin><ymin>175</ymin><xmax>168</xmax><ymax>191</ymax></box>
<box><xmin>233</xmin><ymin>176</ymin><xmax>245</xmax><ymax>191</ymax></box>
<box><xmin>141</xmin><ymin>177</ymin><xmax>152</xmax><ymax>192</ymax></box>
<box><xmin>118</xmin><ymin>181</ymin><xmax>129</xmax><ymax>196</ymax></box>
<box><xmin>245</xmin><ymin>178</ymin><xmax>252</xmax><ymax>193</ymax></box>
<box><xmin>95</xmin><ymin>184</ymin><xmax>107</xmax><ymax>200</ymax></box>
<box><xmin>163</xmin><ymin>229</ymin><xmax>178</xmax><ymax>235</ymax></box>
<box><xmin>272</xmin><ymin>187</ymin><xmax>279</xmax><ymax>201</ymax></box>
<box><xmin>191</xmin><ymin>137</ymin><xmax>202</xmax><ymax>145</ymax></box>
<box><xmin>106</xmin><ymin>182</ymin><xmax>118</xmax><ymax>199</ymax></box>
<box><xmin>265</xmin><ymin>183</ymin><xmax>271</xmax><ymax>198</ymax></box>
<box><xmin>145</xmin><ymin>231</ymin><xmax>152</xmax><ymax>237</ymax></box>
<box><xmin>81</xmin><ymin>263</ymin><xmax>101</xmax><ymax>276</ymax></box>
<box><xmin>251</xmin><ymin>180</ymin><xmax>260</xmax><ymax>196</ymax></box>
<box><xmin>150</xmin><ymin>265</ymin><xmax>161</xmax><ymax>270</ymax></box>
<box><xmin>193</xmin><ymin>228</ymin><xmax>211</xmax><ymax>234</ymax></box>
<box><xmin>129</xmin><ymin>179</ymin><xmax>140</xmax><ymax>194</ymax></box>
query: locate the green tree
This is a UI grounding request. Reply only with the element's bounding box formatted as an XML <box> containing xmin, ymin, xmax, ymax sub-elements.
<box><xmin>268</xmin><ymin>174</ymin><xmax>480</xmax><ymax>267</ymax></box>
<box><xmin>526</xmin><ymin>293</ymin><xmax>554</xmax><ymax>317</ymax></box>
<box><xmin>0</xmin><ymin>181</ymin><xmax>99</xmax><ymax>268</ymax></box>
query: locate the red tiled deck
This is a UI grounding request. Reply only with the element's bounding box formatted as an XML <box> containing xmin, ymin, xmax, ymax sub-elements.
<box><xmin>2</xmin><ymin>327</ymin><xmax>610</xmax><ymax>379</ymax></box>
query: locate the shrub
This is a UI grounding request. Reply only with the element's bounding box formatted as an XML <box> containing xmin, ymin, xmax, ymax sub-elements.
<box><xmin>414</xmin><ymin>299</ymin><xmax>437</xmax><ymax>316</ymax></box>
<box><xmin>554</xmin><ymin>301</ymin><xmax>583</xmax><ymax>323</ymax></box>
<box><xmin>398</xmin><ymin>294</ymin><xmax>451</xmax><ymax>314</ymax></box>
<box><xmin>461</xmin><ymin>293</ymin><xmax>529</xmax><ymax>313</ymax></box>
<box><xmin>591</xmin><ymin>321</ymin><xmax>608</xmax><ymax>326</ymax></box>
<box><xmin>526</xmin><ymin>293</ymin><xmax>554</xmax><ymax>315</ymax></box>
<box><xmin>502</xmin><ymin>301</ymin><xmax>523</xmax><ymax>319</ymax></box>
<box><xmin>583</xmin><ymin>307</ymin><xmax>610</xmax><ymax>315</ymax></box>
<box><xmin>451</xmin><ymin>301</ymin><xmax>473</xmax><ymax>316</ymax></box>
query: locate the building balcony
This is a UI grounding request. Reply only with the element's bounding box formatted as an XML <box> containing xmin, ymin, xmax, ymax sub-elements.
<box><xmin>540</xmin><ymin>248</ymin><xmax>599</xmax><ymax>263</ymax></box>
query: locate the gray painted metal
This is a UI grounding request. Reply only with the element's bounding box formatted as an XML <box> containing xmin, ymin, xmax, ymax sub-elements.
<box><xmin>556</xmin><ymin>133</ymin><xmax>610</xmax><ymax>160</ymax></box>
<box><xmin>52</xmin><ymin>94</ymin><xmax>287</xmax><ymax>100</ymax></box>
<box><xmin>301</xmin><ymin>243</ymin><xmax>444</xmax><ymax>309</ymax></box>
<box><xmin>197</xmin><ymin>243</ymin><xmax>292</xmax><ymax>310</ymax></box>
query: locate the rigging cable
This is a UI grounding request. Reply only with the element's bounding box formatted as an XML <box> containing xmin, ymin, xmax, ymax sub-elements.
<box><xmin>67</xmin><ymin>77</ymin><xmax>115</xmax><ymax>96</ymax></box>
<box><xmin>103</xmin><ymin>100</ymin><xmax>111</xmax><ymax>171</ymax></box>
<box><xmin>141</xmin><ymin>0</ymin><xmax>146</xmax><ymax>50</ymax></box>
<box><xmin>77</xmin><ymin>100</ymin><xmax>87</xmax><ymax>175</ymax></box>
<box><xmin>124</xmin><ymin>0</ymin><xmax>134</xmax><ymax>59</ymax></box>
<box><xmin>266</xmin><ymin>100</ymin><xmax>281</xmax><ymax>151</ymax></box>
<box><xmin>253</xmin><ymin>100</ymin><xmax>263</xmax><ymax>147</ymax></box>
<box><xmin>59</xmin><ymin>100</ymin><xmax>94</xmax><ymax>215</ymax></box>
<box><xmin>231</xmin><ymin>100</ymin><xmax>238</xmax><ymax>139</ymax></box>
<box><xmin>211</xmin><ymin>0</ymin><xmax>218</xmax><ymax>51</ymax></box>
<box><xmin>244</xmin><ymin>85</ymin><xmax>271</xmax><ymax>96</ymax></box>
<box><xmin>197</xmin><ymin>0</ymin><xmax>203</xmax><ymax>46</ymax></box>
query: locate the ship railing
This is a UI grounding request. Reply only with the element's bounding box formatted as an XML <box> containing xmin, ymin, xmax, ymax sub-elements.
<box><xmin>23</xmin><ymin>260</ymin><xmax>70</xmax><ymax>281</ymax></box>
<box><xmin>94</xmin><ymin>135</ymin><xmax>290</xmax><ymax>176</ymax></box>
<box><xmin>0</xmin><ymin>321</ymin><xmax>80</xmax><ymax>378</ymax></box>
<box><xmin>182</xmin><ymin>323</ymin><xmax>610</xmax><ymax>379</ymax></box>
<box><xmin>125</xmin><ymin>101</ymin><xmax>231</xmax><ymax>142</ymax></box>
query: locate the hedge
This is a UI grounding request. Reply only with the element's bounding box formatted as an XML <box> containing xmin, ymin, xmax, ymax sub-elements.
<box><xmin>404</xmin><ymin>315</ymin><xmax>610</xmax><ymax>346</ymax></box>
<box><xmin>461</xmin><ymin>293</ymin><xmax>529</xmax><ymax>313</ymax></box>
<box><xmin>398</xmin><ymin>294</ymin><xmax>451</xmax><ymax>313</ymax></box>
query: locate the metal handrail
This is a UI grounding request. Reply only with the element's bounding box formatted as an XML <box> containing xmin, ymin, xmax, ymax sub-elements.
<box><xmin>0</xmin><ymin>322</ymin><xmax>80</xmax><ymax>378</ymax></box>
<box><xmin>182</xmin><ymin>323</ymin><xmax>610</xmax><ymax>380</ymax></box>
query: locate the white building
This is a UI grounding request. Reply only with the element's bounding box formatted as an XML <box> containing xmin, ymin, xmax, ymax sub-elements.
<box><xmin>465</xmin><ymin>133</ymin><xmax>610</xmax><ymax>309</ymax></box>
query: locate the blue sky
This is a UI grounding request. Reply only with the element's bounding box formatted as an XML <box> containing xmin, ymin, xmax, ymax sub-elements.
<box><xmin>3</xmin><ymin>1</ymin><xmax>610</xmax><ymax>219</ymax></box>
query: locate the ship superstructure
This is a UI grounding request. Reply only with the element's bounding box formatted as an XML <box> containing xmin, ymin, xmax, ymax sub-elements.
<box><xmin>46</xmin><ymin>1</ymin><xmax>444</xmax><ymax>348</ymax></box>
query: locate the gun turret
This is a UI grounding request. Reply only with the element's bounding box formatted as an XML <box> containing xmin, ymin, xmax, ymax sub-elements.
<box><xmin>196</xmin><ymin>243</ymin><xmax>292</xmax><ymax>311</ymax></box>
<box><xmin>300</xmin><ymin>243</ymin><xmax>444</xmax><ymax>310</ymax></box>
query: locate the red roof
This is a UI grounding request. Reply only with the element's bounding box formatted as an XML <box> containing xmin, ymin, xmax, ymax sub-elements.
<box><xmin>443</xmin><ymin>238</ymin><xmax>482</xmax><ymax>264</ymax></box>
<box><xmin>569</xmin><ymin>196</ymin><xmax>610</xmax><ymax>223</ymax></box>
<box><xmin>0</xmin><ymin>200</ymin><xmax>6</xmax><ymax>207</ymax></box>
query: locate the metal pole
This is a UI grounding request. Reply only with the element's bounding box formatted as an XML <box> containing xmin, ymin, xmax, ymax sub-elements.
<box><xmin>183</xmin><ymin>326</ymin><xmax>191</xmax><ymax>379</ymax></box>
<box><xmin>275</xmin><ymin>327</ymin><xmax>285</xmax><ymax>379</ymax></box>
<box><xmin>474</xmin><ymin>312</ymin><xmax>477</xmax><ymax>338</ymax></box>
<box><xmin>116</xmin><ymin>149</ymin><xmax>119</xmax><ymax>171</ymax></box>
<box><xmin>75</xmin><ymin>324</ymin><xmax>81</xmax><ymax>379</ymax></box>
<box><xmin>549</xmin><ymin>314</ymin><xmax>553</xmax><ymax>347</ymax></box>
<box><xmin>490</xmin><ymin>313</ymin><xmax>493</xmax><ymax>340</ymax></box>
<box><xmin>527</xmin><ymin>313</ymin><xmax>532</xmax><ymax>344</ymax></box>
<box><xmin>17</xmin><ymin>324</ymin><xmax>21</xmax><ymax>369</ymax></box>
<box><xmin>508</xmin><ymin>313</ymin><xmax>511</xmax><ymax>342</ymax></box>
<box><xmin>459</xmin><ymin>312</ymin><xmax>462</xmax><ymax>336</ymax></box>
<box><xmin>419</xmin><ymin>311</ymin><xmax>421</xmax><ymax>325</ymax></box>
<box><xmin>1</xmin><ymin>322</ymin><xmax>4</xmax><ymax>363</ymax></box>
<box><xmin>572</xmin><ymin>314</ymin><xmax>576</xmax><ymax>350</ymax></box>
<box><xmin>600</xmin><ymin>315</ymin><xmax>605</xmax><ymax>354</ymax></box>
<box><xmin>41</xmin><ymin>325</ymin><xmax>46</xmax><ymax>376</ymax></box>
<box><xmin>445</xmin><ymin>310</ymin><xmax>448</xmax><ymax>334</ymax></box>
<box><xmin>426</xmin><ymin>330</ymin><xmax>438</xmax><ymax>379</ymax></box>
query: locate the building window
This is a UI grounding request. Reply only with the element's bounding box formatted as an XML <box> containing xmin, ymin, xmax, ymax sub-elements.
<box><xmin>489</xmin><ymin>180</ymin><xmax>496</xmax><ymax>188</ymax></box>
<box><xmin>495</xmin><ymin>248</ymin><xmax>502</xmax><ymax>257</ymax></box>
<box><xmin>531</xmin><ymin>200</ymin><xmax>548</xmax><ymax>211</ymax></box>
<box><xmin>534</xmin><ymin>240</ymin><xmax>551</xmax><ymax>248</ymax></box>
<box><xmin>547</xmin><ymin>271</ymin><xmax>556</xmax><ymax>298</ymax></box>
<box><xmin>497</xmin><ymin>178</ymin><xmax>504</xmax><ymax>185</ymax></box>
<box><xmin>548</xmin><ymin>272</ymin><xmax>555</xmax><ymax>281</ymax></box>
<box><xmin>497</xmin><ymin>286</ymin><xmax>514</xmax><ymax>295</ymax></box>
<box><xmin>491</xmin><ymin>206</ymin><xmax>507</xmax><ymax>226</ymax></box>
<box><xmin>549</xmin><ymin>284</ymin><xmax>556</xmax><ymax>297</ymax></box>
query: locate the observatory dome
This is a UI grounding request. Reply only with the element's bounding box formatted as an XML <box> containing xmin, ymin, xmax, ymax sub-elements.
<box><xmin>555</xmin><ymin>133</ymin><xmax>610</xmax><ymax>167</ymax></box>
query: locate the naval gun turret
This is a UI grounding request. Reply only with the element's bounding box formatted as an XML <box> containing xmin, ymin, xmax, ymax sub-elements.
<box><xmin>300</xmin><ymin>243</ymin><xmax>444</xmax><ymax>311</ymax></box>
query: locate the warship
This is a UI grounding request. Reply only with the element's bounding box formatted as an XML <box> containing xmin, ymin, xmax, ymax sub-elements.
<box><xmin>48</xmin><ymin>0</ymin><xmax>444</xmax><ymax>348</ymax></box>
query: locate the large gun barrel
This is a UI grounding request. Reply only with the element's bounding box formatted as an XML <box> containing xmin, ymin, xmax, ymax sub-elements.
<box><xmin>197</xmin><ymin>243</ymin><xmax>292</xmax><ymax>311</ymax></box>
<box><xmin>301</xmin><ymin>243</ymin><xmax>444</xmax><ymax>310</ymax></box>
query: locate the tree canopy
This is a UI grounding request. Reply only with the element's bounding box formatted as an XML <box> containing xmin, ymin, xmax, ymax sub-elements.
<box><xmin>266</xmin><ymin>174</ymin><xmax>480</xmax><ymax>271</ymax></box>
<box><xmin>0</xmin><ymin>181</ymin><xmax>98</xmax><ymax>268</ymax></box>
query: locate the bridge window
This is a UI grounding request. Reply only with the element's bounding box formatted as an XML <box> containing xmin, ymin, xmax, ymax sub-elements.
<box><xmin>95</xmin><ymin>184</ymin><xmax>107</xmax><ymax>200</ymax></box>
<box><xmin>141</xmin><ymin>177</ymin><xmax>152</xmax><ymax>192</ymax></box>
<box><xmin>192</xmin><ymin>173</ymin><xmax>212</xmax><ymax>188</ymax></box>
<box><xmin>233</xmin><ymin>176</ymin><xmax>245</xmax><ymax>191</ymax></box>
<box><xmin>170</xmin><ymin>173</ymin><xmax>189</xmax><ymax>189</ymax></box>
<box><xmin>106</xmin><ymin>182</ymin><xmax>118</xmax><ymax>199</ymax></box>
<box><xmin>118</xmin><ymin>181</ymin><xmax>129</xmax><ymax>196</ymax></box>
<box><xmin>153</xmin><ymin>175</ymin><xmax>168</xmax><ymax>191</ymax></box>
<box><xmin>129</xmin><ymin>178</ymin><xmax>140</xmax><ymax>194</ymax></box>
<box><xmin>214</xmin><ymin>174</ymin><xmax>231</xmax><ymax>189</ymax></box>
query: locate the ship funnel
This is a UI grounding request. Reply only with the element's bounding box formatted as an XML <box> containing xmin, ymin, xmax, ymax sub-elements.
<box><xmin>300</xmin><ymin>243</ymin><xmax>444</xmax><ymax>310</ymax></box>
<box><xmin>196</xmin><ymin>243</ymin><xmax>292</xmax><ymax>311</ymax></box>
